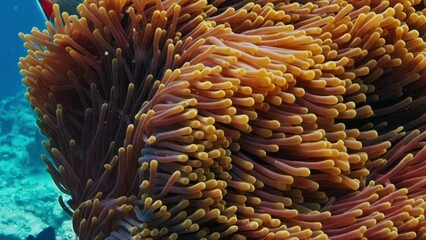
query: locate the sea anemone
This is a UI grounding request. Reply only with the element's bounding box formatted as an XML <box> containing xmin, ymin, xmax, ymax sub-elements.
<box><xmin>19</xmin><ymin>0</ymin><xmax>426</xmax><ymax>239</ymax></box>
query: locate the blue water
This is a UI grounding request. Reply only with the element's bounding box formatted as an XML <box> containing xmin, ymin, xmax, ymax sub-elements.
<box><xmin>1</xmin><ymin>0</ymin><xmax>45</xmax><ymax>98</ymax></box>
<box><xmin>0</xmin><ymin>2</ymin><xmax>74</xmax><ymax>239</ymax></box>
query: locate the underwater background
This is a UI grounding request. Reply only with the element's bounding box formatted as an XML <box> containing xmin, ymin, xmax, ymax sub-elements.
<box><xmin>1</xmin><ymin>1</ymin><xmax>74</xmax><ymax>239</ymax></box>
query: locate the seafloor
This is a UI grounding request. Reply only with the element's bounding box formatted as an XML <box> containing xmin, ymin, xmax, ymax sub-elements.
<box><xmin>0</xmin><ymin>91</ymin><xmax>74</xmax><ymax>239</ymax></box>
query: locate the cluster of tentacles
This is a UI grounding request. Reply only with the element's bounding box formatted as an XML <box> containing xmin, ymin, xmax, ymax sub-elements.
<box><xmin>19</xmin><ymin>0</ymin><xmax>426</xmax><ymax>239</ymax></box>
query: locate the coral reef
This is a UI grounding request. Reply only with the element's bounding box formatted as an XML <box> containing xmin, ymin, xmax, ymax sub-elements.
<box><xmin>19</xmin><ymin>0</ymin><xmax>426</xmax><ymax>239</ymax></box>
<box><xmin>0</xmin><ymin>92</ymin><xmax>73</xmax><ymax>240</ymax></box>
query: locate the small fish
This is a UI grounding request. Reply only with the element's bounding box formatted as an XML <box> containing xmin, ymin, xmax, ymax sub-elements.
<box><xmin>27</xmin><ymin>226</ymin><xmax>56</xmax><ymax>240</ymax></box>
<box><xmin>37</xmin><ymin>0</ymin><xmax>82</xmax><ymax>20</ymax></box>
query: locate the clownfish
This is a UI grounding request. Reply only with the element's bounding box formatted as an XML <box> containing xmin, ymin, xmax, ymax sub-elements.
<box><xmin>37</xmin><ymin>0</ymin><xmax>82</xmax><ymax>20</ymax></box>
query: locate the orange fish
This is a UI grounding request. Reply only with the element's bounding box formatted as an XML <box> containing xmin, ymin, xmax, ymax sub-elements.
<box><xmin>37</xmin><ymin>0</ymin><xmax>82</xmax><ymax>19</ymax></box>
